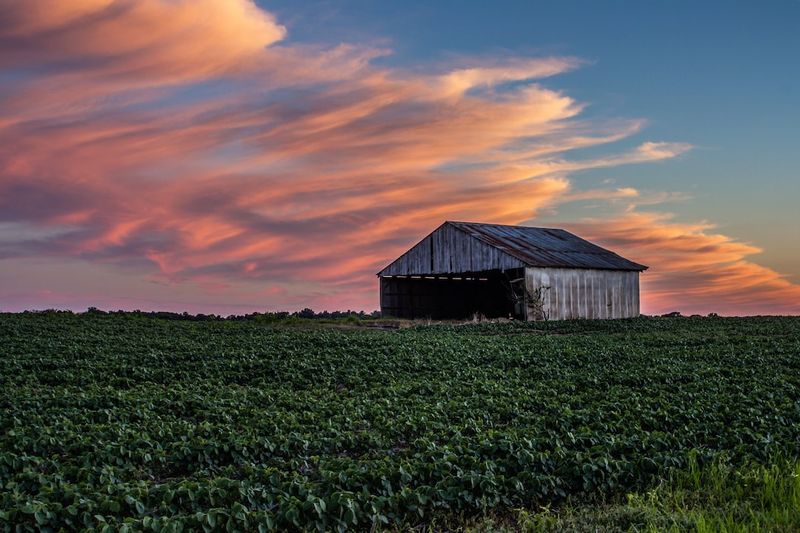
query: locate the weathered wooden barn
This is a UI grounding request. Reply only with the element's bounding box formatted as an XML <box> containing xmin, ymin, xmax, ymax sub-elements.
<box><xmin>378</xmin><ymin>221</ymin><xmax>647</xmax><ymax>320</ymax></box>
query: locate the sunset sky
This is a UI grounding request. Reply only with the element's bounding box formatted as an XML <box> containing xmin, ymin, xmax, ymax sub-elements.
<box><xmin>1</xmin><ymin>0</ymin><xmax>798</xmax><ymax>315</ymax></box>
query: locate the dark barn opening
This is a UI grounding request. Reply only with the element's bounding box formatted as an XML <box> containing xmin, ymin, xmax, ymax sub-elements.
<box><xmin>379</xmin><ymin>268</ymin><xmax>525</xmax><ymax>319</ymax></box>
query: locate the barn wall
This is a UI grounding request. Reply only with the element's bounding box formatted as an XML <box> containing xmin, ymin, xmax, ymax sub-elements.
<box><xmin>380</xmin><ymin>223</ymin><xmax>525</xmax><ymax>276</ymax></box>
<box><xmin>524</xmin><ymin>267</ymin><xmax>640</xmax><ymax>320</ymax></box>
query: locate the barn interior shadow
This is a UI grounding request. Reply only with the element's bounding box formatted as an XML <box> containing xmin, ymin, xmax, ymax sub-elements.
<box><xmin>379</xmin><ymin>268</ymin><xmax>525</xmax><ymax>320</ymax></box>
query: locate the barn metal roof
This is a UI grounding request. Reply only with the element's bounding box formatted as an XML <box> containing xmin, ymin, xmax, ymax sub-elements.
<box><xmin>446</xmin><ymin>221</ymin><xmax>647</xmax><ymax>271</ymax></box>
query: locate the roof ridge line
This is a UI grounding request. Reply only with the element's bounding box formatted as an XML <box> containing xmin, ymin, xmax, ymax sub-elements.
<box><xmin>446</xmin><ymin>220</ymin><xmax>568</xmax><ymax>232</ymax></box>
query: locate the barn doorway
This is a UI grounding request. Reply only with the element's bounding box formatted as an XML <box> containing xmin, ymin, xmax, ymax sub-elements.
<box><xmin>379</xmin><ymin>268</ymin><xmax>525</xmax><ymax>320</ymax></box>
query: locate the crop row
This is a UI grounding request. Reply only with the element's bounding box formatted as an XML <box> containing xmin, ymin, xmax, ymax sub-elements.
<box><xmin>1</xmin><ymin>314</ymin><xmax>799</xmax><ymax>530</ymax></box>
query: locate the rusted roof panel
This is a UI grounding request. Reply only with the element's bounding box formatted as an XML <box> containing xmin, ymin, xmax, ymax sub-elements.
<box><xmin>377</xmin><ymin>221</ymin><xmax>648</xmax><ymax>276</ymax></box>
<box><xmin>446</xmin><ymin>221</ymin><xmax>647</xmax><ymax>271</ymax></box>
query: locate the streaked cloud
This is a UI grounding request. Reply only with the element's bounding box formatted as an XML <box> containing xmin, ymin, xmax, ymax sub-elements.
<box><xmin>0</xmin><ymin>0</ymin><xmax>796</xmax><ymax>315</ymax></box>
<box><xmin>436</xmin><ymin>56</ymin><xmax>584</xmax><ymax>98</ymax></box>
<box><xmin>567</xmin><ymin>210</ymin><xmax>800</xmax><ymax>315</ymax></box>
<box><xmin>0</xmin><ymin>0</ymin><xmax>286</xmax><ymax>79</ymax></box>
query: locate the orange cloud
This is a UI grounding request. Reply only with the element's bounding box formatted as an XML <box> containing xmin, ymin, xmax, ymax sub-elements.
<box><xmin>566</xmin><ymin>211</ymin><xmax>800</xmax><ymax>315</ymax></box>
<box><xmin>0</xmin><ymin>0</ymin><xmax>286</xmax><ymax>80</ymax></box>
<box><xmin>0</xmin><ymin>0</ymin><xmax>796</xmax><ymax>315</ymax></box>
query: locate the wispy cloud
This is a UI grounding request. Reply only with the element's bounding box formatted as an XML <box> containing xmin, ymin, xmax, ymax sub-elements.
<box><xmin>566</xmin><ymin>210</ymin><xmax>800</xmax><ymax>315</ymax></box>
<box><xmin>0</xmin><ymin>0</ymin><xmax>796</xmax><ymax>315</ymax></box>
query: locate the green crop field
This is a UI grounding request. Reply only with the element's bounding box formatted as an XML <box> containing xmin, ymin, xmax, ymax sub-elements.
<box><xmin>1</xmin><ymin>313</ymin><xmax>799</xmax><ymax>532</ymax></box>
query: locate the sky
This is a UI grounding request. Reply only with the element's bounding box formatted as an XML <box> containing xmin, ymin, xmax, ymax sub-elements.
<box><xmin>0</xmin><ymin>0</ymin><xmax>798</xmax><ymax>316</ymax></box>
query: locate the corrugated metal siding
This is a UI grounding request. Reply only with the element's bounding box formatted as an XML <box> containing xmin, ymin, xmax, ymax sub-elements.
<box><xmin>525</xmin><ymin>267</ymin><xmax>640</xmax><ymax>320</ymax></box>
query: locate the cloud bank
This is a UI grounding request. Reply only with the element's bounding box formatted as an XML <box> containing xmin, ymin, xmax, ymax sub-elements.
<box><xmin>0</xmin><ymin>0</ymin><xmax>797</xmax><ymax>315</ymax></box>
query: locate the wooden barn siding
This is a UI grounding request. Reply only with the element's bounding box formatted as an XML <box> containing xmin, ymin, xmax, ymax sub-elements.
<box><xmin>380</xmin><ymin>224</ymin><xmax>525</xmax><ymax>275</ymax></box>
<box><xmin>525</xmin><ymin>267</ymin><xmax>640</xmax><ymax>320</ymax></box>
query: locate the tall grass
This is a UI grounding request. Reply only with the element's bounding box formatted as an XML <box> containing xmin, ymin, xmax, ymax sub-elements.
<box><xmin>464</xmin><ymin>454</ymin><xmax>800</xmax><ymax>532</ymax></box>
<box><xmin>670</xmin><ymin>453</ymin><xmax>800</xmax><ymax>533</ymax></box>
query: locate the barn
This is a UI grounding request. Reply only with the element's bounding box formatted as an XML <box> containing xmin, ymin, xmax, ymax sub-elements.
<box><xmin>377</xmin><ymin>221</ymin><xmax>647</xmax><ymax>320</ymax></box>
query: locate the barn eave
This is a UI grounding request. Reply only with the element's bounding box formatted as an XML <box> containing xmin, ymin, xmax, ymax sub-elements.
<box><xmin>377</xmin><ymin>221</ymin><xmax>648</xmax><ymax>276</ymax></box>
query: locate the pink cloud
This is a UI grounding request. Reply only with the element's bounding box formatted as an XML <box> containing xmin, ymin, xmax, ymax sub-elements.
<box><xmin>567</xmin><ymin>211</ymin><xmax>800</xmax><ymax>315</ymax></box>
<box><xmin>0</xmin><ymin>0</ymin><xmax>286</xmax><ymax>79</ymax></box>
<box><xmin>0</xmin><ymin>0</ymin><xmax>796</xmax><ymax>315</ymax></box>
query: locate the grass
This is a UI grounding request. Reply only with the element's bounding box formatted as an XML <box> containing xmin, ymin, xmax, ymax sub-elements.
<box><xmin>460</xmin><ymin>453</ymin><xmax>800</xmax><ymax>532</ymax></box>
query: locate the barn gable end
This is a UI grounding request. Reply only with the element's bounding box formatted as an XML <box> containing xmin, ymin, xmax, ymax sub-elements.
<box><xmin>378</xmin><ymin>222</ymin><xmax>526</xmax><ymax>276</ymax></box>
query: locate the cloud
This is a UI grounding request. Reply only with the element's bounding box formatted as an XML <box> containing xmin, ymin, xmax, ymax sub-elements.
<box><xmin>566</xmin><ymin>211</ymin><xmax>800</xmax><ymax>315</ymax></box>
<box><xmin>436</xmin><ymin>56</ymin><xmax>584</xmax><ymax>98</ymax></box>
<box><xmin>0</xmin><ymin>0</ymin><xmax>796</xmax><ymax>315</ymax></box>
<box><xmin>0</xmin><ymin>0</ymin><xmax>286</xmax><ymax>79</ymax></box>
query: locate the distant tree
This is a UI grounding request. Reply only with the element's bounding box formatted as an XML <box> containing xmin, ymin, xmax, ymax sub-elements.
<box><xmin>296</xmin><ymin>308</ymin><xmax>316</xmax><ymax>319</ymax></box>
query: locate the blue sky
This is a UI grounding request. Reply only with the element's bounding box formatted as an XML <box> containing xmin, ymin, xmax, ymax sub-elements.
<box><xmin>267</xmin><ymin>0</ymin><xmax>800</xmax><ymax>280</ymax></box>
<box><xmin>0</xmin><ymin>0</ymin><xmax>797</xmax><ymax>314</ymax></box>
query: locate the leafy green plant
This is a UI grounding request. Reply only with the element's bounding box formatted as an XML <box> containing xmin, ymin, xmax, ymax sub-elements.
<box><xmin>0</xmin><ymin>314</ymin><xmax>798</xmax><ymax>530</ymax></box>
